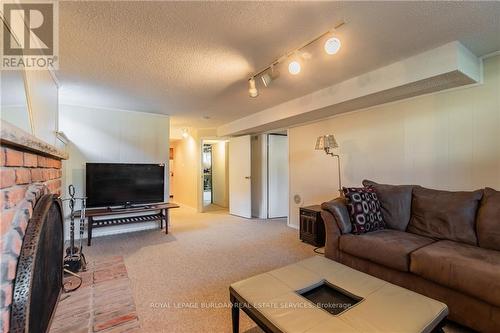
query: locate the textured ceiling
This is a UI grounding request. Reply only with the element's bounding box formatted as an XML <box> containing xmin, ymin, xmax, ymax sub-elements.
<box><xmin>57</xmin><ymin>1</ymin><xmax>500</xmax><ymax>128</ymax></box>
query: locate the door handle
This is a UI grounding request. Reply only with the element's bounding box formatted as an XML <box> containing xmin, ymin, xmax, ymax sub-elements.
<box><xmin>245</xmin><ymin>176</ymin><xmax>251</xmax><ymax>179</ymax></box>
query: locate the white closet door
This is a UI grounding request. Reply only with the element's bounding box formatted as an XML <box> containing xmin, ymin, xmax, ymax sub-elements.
<box><xmin>268</xmin><ymin>134</ymin><xmax>288</xmax><ymax>218</ymax></box>
<box><xmin>229</xmin><ymin>135</ymin><xmax>252</xmax><ymax>218</ymax></box>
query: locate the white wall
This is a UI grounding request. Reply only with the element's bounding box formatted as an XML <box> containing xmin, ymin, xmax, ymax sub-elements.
<box><xmin>171</xmin><ymin>132</ymin><xmax>199</xmax><ymax>209</ymax></box>
<box><xmin>212</xmin><ymin>141</ymin><xmax>229</xmax><ymax>208</ymax></box>
<box><xmin>1</xmin><ymin>69</ymin><xmax>61</xmax><ymax>149</ymax></box>
<box><xmin>1</xmin><ymin>21</ymin><xmax>61</xmax><ymax>150</ymax></box>
<box><xmin>60</xmin><ymin>104</ymin><xmax>170</xmax><ymax>237</ymax></box>
<box><xmin>1</xmin><ymin>106</ymin><xmax>31</xmax><ymax>133</ymax></box>
<box><xmin>24</xmin><ymin>70</ymin><xmax>60</xmax><ymax>147</ymax></box>
<box><xmin>288</xmin><ymin>54</ymin><xmax>500</xmax><ymax>228</ymax></box>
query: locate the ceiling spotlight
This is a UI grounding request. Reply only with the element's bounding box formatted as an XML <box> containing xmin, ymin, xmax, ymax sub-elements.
<box><xmin>248</xmin><ymin>77</ymin><xmax>258</xmax><ymax>97</ymax></box>
<box><xmin>288</xmin><ymin>61</ymin><xmax>301</xmax><ymax>75</ymax></box>
<box><xmin>261</xmin><ymin>73</ymin><xmax>272</xmax><ymax>87</ymax></box>
<box><xmin>261</xmin><ymin>65</ymin><xmax>279</xmax><ymax>87</ymax></box>
<box><xmin>324</xmin><ymin>37</ymin><xmax>341</xmax><ymax>55</ymax></box>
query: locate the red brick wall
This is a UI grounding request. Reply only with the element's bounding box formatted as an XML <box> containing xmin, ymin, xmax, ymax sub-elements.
<box><xmin>0</xmin><ymin>145</ymin><xmax>63</xmax><ymax>333</ymax></box>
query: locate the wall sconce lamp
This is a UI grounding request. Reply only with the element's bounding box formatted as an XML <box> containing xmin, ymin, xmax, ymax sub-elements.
<box><xmin>315</xmin><ymin>134</ymin><xmax>342</xmax><ymax>196</ymax></box>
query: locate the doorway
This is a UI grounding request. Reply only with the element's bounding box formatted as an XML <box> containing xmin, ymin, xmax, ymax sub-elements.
<box><xmin>250</xmin><ymin>132</ymin><xmax>289</xmax><ymax>219</ymax></box>
<box><xmin>201</xmin><ymin>139</ymin><xmax>229</xmax><ymax>212</ymax></box>
<box><xmin>202</xmin><ymin>144</ymin><xmax>213</xmax><ymax>206</ymax></box>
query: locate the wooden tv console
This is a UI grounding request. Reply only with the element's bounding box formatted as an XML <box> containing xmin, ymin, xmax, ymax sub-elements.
<box><xmin>74</xmin><ymin>202</ymin><xmax>179</xmax><ymax>246</ymax></box>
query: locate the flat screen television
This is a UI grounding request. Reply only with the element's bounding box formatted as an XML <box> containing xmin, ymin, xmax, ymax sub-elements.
<box><xmin>86</xmin><ymin>163</ymin><xmax>165</xmax><ymax>208</ymax></box>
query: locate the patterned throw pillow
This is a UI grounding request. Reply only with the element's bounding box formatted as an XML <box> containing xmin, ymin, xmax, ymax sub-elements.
<box><xmin>342</xmin><ymin>187</ymin><xmax>385</xmax><ymax>234</ymax></box>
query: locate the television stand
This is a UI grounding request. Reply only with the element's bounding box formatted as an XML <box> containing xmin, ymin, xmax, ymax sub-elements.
<box><xmin>74</xmin><ymin>202</ymin><xmax>179</xmax><ymax>246</ymax></box>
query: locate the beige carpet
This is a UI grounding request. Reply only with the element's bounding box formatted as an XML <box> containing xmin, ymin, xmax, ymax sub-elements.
<box><xmin>86</xmin><ymin>207</ymin><xmax>312</xmax><ymax>332</ymax></box>
<box><xmin>85</xmin><ymin>207</ymin><xmax>473</xmax><ymax>333</ymax></box>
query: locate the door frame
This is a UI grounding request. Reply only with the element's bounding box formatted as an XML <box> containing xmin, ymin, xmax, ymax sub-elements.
<box><xmin>202</xmin><ymin>143</ymin><xmax>213</xmax><ymax>205</ymax></box>
<box><xmin>199</xmin><ymin>136</ymin><xmax>229</xmax><ymax>213</ymax></box>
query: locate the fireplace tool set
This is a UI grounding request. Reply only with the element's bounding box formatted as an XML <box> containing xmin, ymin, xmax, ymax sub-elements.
<box><xmin>61</xmin><ymin>184</ymin><xmax>87</xmax><ymax>292</ymax></box>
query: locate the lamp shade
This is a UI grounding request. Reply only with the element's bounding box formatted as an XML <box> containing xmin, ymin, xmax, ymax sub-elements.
<box><xmin>315</xmin><ymin>135</ymin><xmax>338</xmax><ymax>150</ymax></box>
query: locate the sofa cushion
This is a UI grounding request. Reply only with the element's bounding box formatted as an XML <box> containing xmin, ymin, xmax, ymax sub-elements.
<box><xmin>342</xmin><ymin>187</ymin><xmax>385</xmax><ymax>234</ymax></box>
<box><xmin>362</xmin><ymin>180</ymin><xmax>414</xmax><ymax>231</ymax></box>
<box><xmin>476</xmin><ymin>187</ymin><xmax>500</xmax><ymax>251</ymax></box>
<box><xmin>339</xmin><ymin>229</ymin><xmax>435</xmax><ymax>272</ymax></box>
<box><xmin>410</xmin><ymin>240</ymin><xmax>500</xmax><ymax>307</ymax></box>
<box><xmin>407</xmin><ymin>187</ymin><xmax>483</xmax><ymax>245</ymax></box>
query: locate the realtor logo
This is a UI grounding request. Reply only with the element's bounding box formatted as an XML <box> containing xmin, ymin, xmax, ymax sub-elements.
<box><xmin>1</xmin><ymin>1</ymin><xmax>58</xmax><ymax>70</ymax></box>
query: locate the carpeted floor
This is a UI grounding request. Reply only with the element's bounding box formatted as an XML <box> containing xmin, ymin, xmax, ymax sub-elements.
<box><xmin>85</xmin><ymin>207</ymin><xmax>473</xmax><ymax>333</ymax></box>
<box><xmin>86</xmin><ymin>207</ymin><xmax>313</xmax><ymax>332</ymax></box>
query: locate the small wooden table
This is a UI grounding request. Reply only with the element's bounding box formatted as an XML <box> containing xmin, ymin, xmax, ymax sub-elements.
<box><xmin>299</xmin><ymin>205</ymin><xmax>325</xmax><ymax>247</ymax></box>
<box><xmin>74</xmin><ymin>202</ymin><xmax>179</xmax><ymax>246</ymax></box>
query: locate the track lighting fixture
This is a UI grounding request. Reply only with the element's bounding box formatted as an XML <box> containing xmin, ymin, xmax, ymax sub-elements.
<box><xmin>324</xmin><ymin>37</ymin><xmax>341</xmax><ymax>55</ymax></box>
<box><xmin>261</xmin><ymin>64</ymin><xmax>278</xmax><ymax>87</ymax></box>
<box><xmin>246</xmin><ymin>20</ymin><xmax>345</xmax><ymax>98</ymax></box>
<box><xmin>261</xmin><ymin>73</ymin><xmax>272</xmax><ymax>87</ymax></box>
<box><xmin>248</xmin><ymin>77</ymin><xmax>258</xmax><ymax>98</ymax></box>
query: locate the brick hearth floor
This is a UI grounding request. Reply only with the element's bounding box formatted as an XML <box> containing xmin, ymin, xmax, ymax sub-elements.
<box><xmin>50</xmin><ymin>256</ymin><xmax>140</xmax><ymax>333</ymax></box>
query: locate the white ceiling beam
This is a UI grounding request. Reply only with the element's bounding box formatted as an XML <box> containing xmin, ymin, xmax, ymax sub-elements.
<box><xmin>217</xmin><ymin>41</ymin><xmax>481</xmax><ymax>137</ymax></box>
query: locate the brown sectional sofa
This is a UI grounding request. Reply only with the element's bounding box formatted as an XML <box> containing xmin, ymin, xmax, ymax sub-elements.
<box><xmin>321</xmin><ymin>182</ymin><xmax>500</xmax><ymax>333</ymax></box>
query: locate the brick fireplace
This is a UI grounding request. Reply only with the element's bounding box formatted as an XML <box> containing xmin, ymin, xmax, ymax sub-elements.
<box><xmin>0</xmin><ymin>123</ymin><xmax>66</xmax><ymax>333</ymax></box>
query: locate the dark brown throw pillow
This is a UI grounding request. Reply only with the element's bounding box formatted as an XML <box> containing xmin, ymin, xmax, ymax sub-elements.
<box><xmin>408</xmin><ymin>187</ymin><xmax>483</xmax><ymax>245</ymax></box>
<box><xmin>476</xmin><ymin>187</ymin><xmax>500</xmax><ymax>251</ymax></box>
<box><xmin>362</xmin><ymin>180</ymin><xmax>414</xmax><ymax>231</ymax></box>
<box><xmin>342</xmin><ymin>187</ymin><xmax>385</xmax><ymax>234</ymax></box>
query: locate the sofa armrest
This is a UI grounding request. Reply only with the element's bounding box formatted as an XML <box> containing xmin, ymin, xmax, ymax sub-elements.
<box><xmin>321</xmin><ymin>198</ymin><xmax>351</xmax><ymax>260</ymax></box>
<box><xmin>321</xmin><ymin>197</ymin><xmax>351</xmax><ymax>234</ymax></box>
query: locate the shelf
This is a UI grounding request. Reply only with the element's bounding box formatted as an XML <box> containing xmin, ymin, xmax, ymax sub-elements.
<box><xmin>92</xmin><ymin>213</ymin><xmax>164</xmax><ymax>228</ymax></box>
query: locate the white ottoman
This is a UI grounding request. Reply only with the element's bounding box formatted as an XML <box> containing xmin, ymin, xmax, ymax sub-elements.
<box><xmin>230</xmin><ymin>256</ymin><xmax>448</xmax><ymax>333</ymax></box>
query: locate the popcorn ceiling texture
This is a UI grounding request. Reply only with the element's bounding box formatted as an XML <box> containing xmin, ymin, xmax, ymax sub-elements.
<box><xmin>57</xmin><ymin>2</ymin><xmax>500</xmax><ymax>127</ymax></box>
